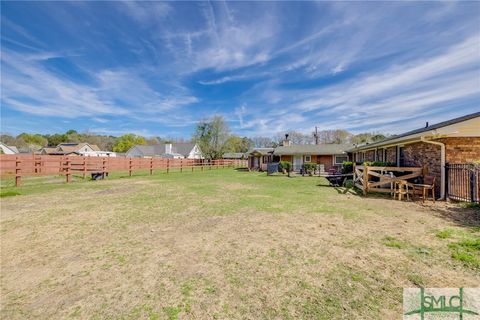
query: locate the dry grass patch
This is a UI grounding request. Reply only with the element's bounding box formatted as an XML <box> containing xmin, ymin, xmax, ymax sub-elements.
<box><xmin>1</xmin><ymin>169</ymin><xmax>479</xmax><ymax>319</ymax></box>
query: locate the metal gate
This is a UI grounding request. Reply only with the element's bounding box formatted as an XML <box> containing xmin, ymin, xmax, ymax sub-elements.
<box><xmin>446</xmin><ymin>163</ymin><xmax>480</xmax><ymax>203</ymax></box>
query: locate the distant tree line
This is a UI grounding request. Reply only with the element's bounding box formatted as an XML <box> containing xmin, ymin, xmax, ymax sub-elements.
<box><xmin>0</xmin><ymin>130</ymin><xmax>162</xmax><ymax>153</ymax></box>
<box><xmin>274</xmin><ymin>129</ymin><xmax>388</xmax><ymax>145</ymax></box>
<box><xmin>192</xmin><ymin>116</ymin><xmax>389</xmax><ymax>160</ymax></box>
<box><xmin>1</xmin><ymin>119</ymin><xmax>388</xmax><ymax>156</ymax></box>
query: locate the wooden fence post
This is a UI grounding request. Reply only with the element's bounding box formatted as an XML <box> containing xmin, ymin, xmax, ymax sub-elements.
<box><xmin>192</xmin><ymin>160</ymin><xmax>194</xmax><ymax>172</ymax></box>
<box><xmin>66</xmin><ymin>157</ymin><xmax>72</xmax><ymax>183</ymax></box>
<box><xmin>201</xmin><ymin>159</ymin><xmax>204</xmax><ymax>171</ymax></box>
<box><xmin>363</xmin><ymin>165</ymin><xmax>369</xmax><ymax>196</ymax></box>
<box><xmin>103</xmin><ymin>158</ymin><xmax>107</xmax><ymax>179</ymax></box>
<box><xmin>33</xmin><ymin>154</ymin><xmax>38</xmax><ymax>174</ymax></box>
<box><xmin>129</xmin><ymin>158</ymin><xmax>133</xmax><ymax>177</ymax></box>
<box><xmin>167</xmin><ymin>159</ymin><xmax>170</xmax><ymax>173</ymax></box>
<box><xmin>150</xmin><ymin>158</ymin><xmax>153</xmax><ymax>175</ymax></box>
<box><xmin>83</xmin><ymin>157</ymin><xmax>87</xmax><ymax>179</ymax></box>
<box><xmin>15</xmin><ymin>156</ymin><xmax>22</xmax><ymax>187</ymax></box>
<box><xmin>180</xmin><ymin>159</ymin><xmax>183</xmax><ymax>173</ymax></box>
<box><xmin>59</xmin><ymin>156</ymin><xmax>64</xmax><ymax>175</ymax></box>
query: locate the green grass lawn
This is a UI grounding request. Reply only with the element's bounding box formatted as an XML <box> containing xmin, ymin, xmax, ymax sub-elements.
<box><xmin>1</xmin><ymin>169</ymin><xmax>479</xmax><ymax>319</ymax></box>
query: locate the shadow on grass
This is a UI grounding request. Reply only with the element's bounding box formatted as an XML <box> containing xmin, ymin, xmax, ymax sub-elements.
<box><xmin>316</xmin><ymin>184</ymin><xmax>365</xmax><ymax>196</ymax></box>
<box><xmin>429</xmin><ymin>203</ymin><xmax>480</xmax><ymax>229</ymax></box>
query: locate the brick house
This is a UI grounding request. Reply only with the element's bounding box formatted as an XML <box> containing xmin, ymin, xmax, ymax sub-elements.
<box><xmin>273</xmin><ymin>143</ymin><xmax>352</xmax><ymax>172</ymax></box>
<box><xmin>350</xmin><ymin>112</ymin><xmax>480</xmax><ymax>199</ymax></box>
<box><xmin>247</xmin><ymin>148</ymin><xmax>275</xmax><ymax>171</ymax></box>
<box><xmin>247</xmin><ymin>137</ymin><xmax>351</xmax><ymax>172</ymax></box>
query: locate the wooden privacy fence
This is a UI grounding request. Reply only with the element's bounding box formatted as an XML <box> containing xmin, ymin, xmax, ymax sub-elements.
<box><xmin>446</xmin><ymin>163</ymin><xmax>480</xmax><ymax>203</ymax></box>
<box><xmin>353</xmin><ymin>164</ymin><xmax>424</xmax><ymax>196</ymax></box>
<box><xmin>0</xmin><ymin>154</ymin><xmax>247</xmax><ymax>187</ymax></box>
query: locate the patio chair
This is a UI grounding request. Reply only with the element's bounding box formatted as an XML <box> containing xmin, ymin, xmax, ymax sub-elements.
<box><xmin>328</xmin><ymin>168</ymin><xmax>338</xmax><ymax>175</ymax></box>
<box><xmin>412</xmin><ymin>176</ymin><xmax>436</xmax><ymax>203</ymax></box>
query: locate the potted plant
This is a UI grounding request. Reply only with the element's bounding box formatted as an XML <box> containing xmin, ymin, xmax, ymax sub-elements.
<box><xmin>279</xmin><ymin>161</ymin><xmax>292</xmax><ymax>175</ymax></box>
<box><xmin>303</xmin><ymin>162</ymin><xmax>316</xmax><ymax>176</ymax></box>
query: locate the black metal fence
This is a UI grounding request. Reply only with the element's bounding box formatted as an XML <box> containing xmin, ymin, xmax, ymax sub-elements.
<box><xmin>446</xmin><ymin>163</ymin><xmax>480</xmax><ymax>203</ymax></box>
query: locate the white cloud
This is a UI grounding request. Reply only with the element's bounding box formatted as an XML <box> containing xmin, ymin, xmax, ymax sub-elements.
<box><xmin>119</xmin><ymin>1</ymin><xmax>172</xmax><ymax>25</ymax></box>
<box><xmin>235</xmin><ymin>35</ymin><xmax>480</xmax><ymax>135</ymax></box>
<box><xmin>1</xmin><ymin>50</ymin><xmax>198</xmax><ymax>119</ymax></box>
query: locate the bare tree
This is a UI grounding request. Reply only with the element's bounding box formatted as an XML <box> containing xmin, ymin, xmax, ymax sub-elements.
<box><xmin>317</xmin><ymin>129</ymin><xmax>352</xmax><ymax>144</ymax></box>
<box><xmin>250</xmin><ymin>136</ymin><xmax>276</xmax><ymax>148</ymax></box>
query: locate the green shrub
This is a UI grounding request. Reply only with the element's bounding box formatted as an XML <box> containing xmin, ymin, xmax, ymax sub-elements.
<box><xmin>342</xmin><ymin>161</ymin><xmax>353</xmax><ymax>174</ymax></box>
<box><xmin>303</xmin><ymin>162</ymin><xmax>316</xmax><ymax>174</ymax></box>
<box><xmin>278</xmin><ymin>161</ymin><xmax>292</xmax><ymax>173</ymax></box>
<box><xmin>344</xmin><ymin>179</ymin><xmax>354</xmax><ymax>188</ymax></box>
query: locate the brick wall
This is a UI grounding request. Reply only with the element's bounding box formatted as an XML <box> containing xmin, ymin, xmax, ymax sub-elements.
<box><xmin>386</xmin><ymin>147</ymin><xmax>397</xmax><ymax>164</ymax></box>
<box><xmin>365</xmin><ymin>150</ymin><xmax>375</xmax><ymax>161</ymax></box>
<box><xmin>403</xmin><ymin>142</ymin><xmax>441</xmax><ymax>195</ymax></box>
<box><xmin>436</xmin><ymin>137</ymin><xmax>480</xmax><ymax>164</ymax></box>
<box><xmin>317</xmin><ymin>155</ymin><xmax>334</xmax><ymax>171</ymax></box>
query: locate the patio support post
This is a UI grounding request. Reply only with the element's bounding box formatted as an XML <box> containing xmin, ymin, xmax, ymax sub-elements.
<box><xmin>363</xmin><ymin>165</ymin><xmax>369</xmax><ymax>196</ymax></box>
<box><xmin>421</xmin><ymin>137</ymin><xmax>445</xmax><ymax>200</ymax></box>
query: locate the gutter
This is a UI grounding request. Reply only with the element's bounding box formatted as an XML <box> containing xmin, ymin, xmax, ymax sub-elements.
<box><xmin>421</xmin><ymin>136</ymin><xmax>445</xmax><ymax>200</ymax></box>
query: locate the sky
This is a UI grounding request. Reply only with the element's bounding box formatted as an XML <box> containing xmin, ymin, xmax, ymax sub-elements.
<box><xmin>1</xmin><ymin>1</ymin><xmax>479</xmax><ymax>139</ymax></box>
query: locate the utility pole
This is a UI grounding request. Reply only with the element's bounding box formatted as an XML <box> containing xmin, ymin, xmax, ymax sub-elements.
<box><xmin>314</xmin><ymin>126</ymin><xmax>319</xmax><ymax>145</ymax></box>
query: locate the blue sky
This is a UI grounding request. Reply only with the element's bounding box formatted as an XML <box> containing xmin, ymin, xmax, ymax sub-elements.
<box><xmin>1</xmin><ymin>1</ymin><xmax>479</xmax><ymax>138</ymax></box>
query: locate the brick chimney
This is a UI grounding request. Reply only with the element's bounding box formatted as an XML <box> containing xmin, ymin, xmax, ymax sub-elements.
<box><xmin>282</xmin><ymin>134</ymin><xmax>291</xmax><ymax>146</ymax></box>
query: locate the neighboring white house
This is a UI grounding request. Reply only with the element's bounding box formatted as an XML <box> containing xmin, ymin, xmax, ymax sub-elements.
<box><xmin>40</xmin><ymin>143</ymin><xmax>116</xmax><ymax>157</ymax></box>
<box><xmin>0</xmin><ymin>142</ymin><xmax>19</xmax><ymax>154</ymax></box>
<box><xmin>126</xmin><ymin>143</ymin><xmax>204</xmax><ymax>159</ymax></box>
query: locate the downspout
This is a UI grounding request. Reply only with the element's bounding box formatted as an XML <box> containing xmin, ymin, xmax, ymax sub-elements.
<box><xmin>421</xmin><ymin>136</ymin><xmax>445</xmax><ymax>200</ymax></box>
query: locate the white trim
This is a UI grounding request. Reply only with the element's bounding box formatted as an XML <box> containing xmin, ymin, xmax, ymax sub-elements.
<box><xmin>304</xmin><ymin>155</ymin><xmax>311</xmax><ymax>162</ymax></box>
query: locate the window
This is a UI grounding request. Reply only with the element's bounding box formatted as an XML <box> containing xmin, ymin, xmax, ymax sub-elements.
<box><xmin>398</xmin><ymin>146</ymin><xmax>405</xmax><ymax>166</ymax></box>
<box><xmin>305</xmin><ymin>155</ymin><xmax>311</xmax><ymax>162</ymax></box>
<box><xmin>334</xmin><ymin>155</ymin><xmax>348</xmax><ymax>164</ymax></box>
<box><xmin>377</xmin><ymin>149</ymin><xmax>383</xmax><ymax>161</ymax></box>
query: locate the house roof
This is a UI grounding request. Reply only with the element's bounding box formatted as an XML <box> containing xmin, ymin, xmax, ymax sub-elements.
<box><xmin>248</xmin><ymin>148</ymin><xmax>274</xmax><ymax>156</ymax></box>
<box><xmin>131</xmin><ymin>143</ymin><xmax>197</xmax><ymax>157</ymax></box>
<box><xmin>57</xmin><ymin>143</ymin><xmax>101</xmax><ymax>152</ymax></box>
<box><xmin>351</xmin><ymin>111</ymin><xmax>480</xmax><ymax>151</ymax></box>
<box><xmin>170</xmin><ymin>143</ymin><xmax>197</xmax><ymax>156</ymax></box>
<box><xmin>0</xmin><ymin>142</ymin><xmax>19</xmax><ymax>154</ymax></box>
<box><xmin>222</xmin><ymin>152</ymin><xmax>245</xmax><ymax>159</ymax></box>
<box><xmin>273</xmin><ymin>144</ymin><xmax>352</xmax><ymax>156</ymax></box>
<box><xmin>41</xmin><ymin>147</ymin><xmax>57</xmax><ymax>153</ymax></box>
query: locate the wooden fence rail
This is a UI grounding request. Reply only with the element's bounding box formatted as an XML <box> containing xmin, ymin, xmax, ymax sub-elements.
<box><xmin>353</xmin><ymin>164</ymin><xmax>425</xmax><ymax>196</ymax></box>
<box><xmin>0</xmin><ymin>154</ymin><xmax>247</xmax><ymax>187</ymax></box>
